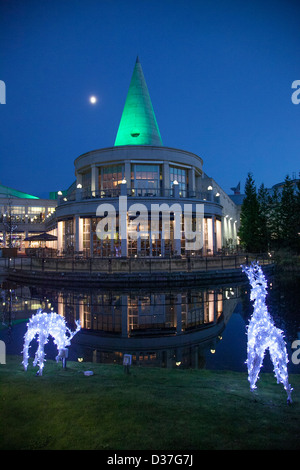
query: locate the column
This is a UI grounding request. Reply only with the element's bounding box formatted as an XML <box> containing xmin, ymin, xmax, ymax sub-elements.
<box><xmin>120</xmin><ymin>191</ymin><xmax>128</xmax><ymax>257</ymax></box>
<box><xmin>162</xmin><ymin>161</ymin><xmax>170</xmax><ymax>196</ymax></box>
<box><xmin>75</xmin><ymin>216</ymin><xmax>83</xmax><ymax>252</ymax></box>
<box><xmin>91</xmin><ymin>164</ymin><xmax>98</xmax><ymax>195</ymax></box>
<box><xmin>207</xmin><ymin>218</ymin><xmax>213</xmax><ymax>254</ymax></box>
<box><xmin>216</xmin><ymin>219</ymin><xmax>222</xmax><ymax>252</ymax></box>
<box><xmin>57</xmin><ymin>221</ymin><xmax>63</xmax><ymax>253</ymax></box>
<box><xmin>58</xmin><ymin>293</ymin><xmax>64</xmax><ymax>317</ymax></box>
<box><xmin>90</xmin><ymin>219</ymin><xmax>94</xmax><ymax>257</ymax></box>
<box><xmin>188</xmin><ymin>167</ymin><xmax>195</xmax><ymax>196</ymax></box>
<box><xmin>228</xmin><ymin>218</ymin><xmax>233</xmax><ymax>240</ymax></box>
<box><xmin>79</xmin><ymin>300</ymin><xmax>84</xmax><ymax>329</ymax></box>
<box><xmin>124</xmin><ymin>161</ymin><xmax>131</xmax><ymax>188</ymax></box>
<box><xmin>233</xmin><ymin>221</ymin><xmax>237</xmax><ymax>246</ymax></box>
<box><xmin>137</xmin><ymin>224</ymin><xmax>141</xmax><ymax>254</ymax></box>
<box><xmin>208</xmin><ymin>291</ymin><xmax>215</xmax><ymax>323</ymax></box>
<box><xmin>212</xmin><ymin>215</ymin><xmax>216</xmax><ymax>255</ymax></box>
<box><xmin>161</xmin><ymin>217</ymin><xmax>165</xmax><ymax>257</ymax></box>
<box><xmin>222</xmin><ymin>216</ymin><xmax>226</xmax><ymax>248</ymax></box>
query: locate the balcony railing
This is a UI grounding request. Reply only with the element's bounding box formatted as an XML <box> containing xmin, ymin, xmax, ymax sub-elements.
<box><xmin>58</xmin><ymin>187</ymin><xmax>221</xmax><ymax>204</ymax></box>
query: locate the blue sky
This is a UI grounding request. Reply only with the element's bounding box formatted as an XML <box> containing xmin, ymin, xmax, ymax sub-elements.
<box><xmin>1</xmin><ymin>0</ymin><xmax>299</xmax><ymax>198</ymax></box>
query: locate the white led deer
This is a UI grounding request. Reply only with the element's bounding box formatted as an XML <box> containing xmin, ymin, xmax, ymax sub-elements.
<box><xmin>242</xmin><ymin>263</ymin><xmax>292</xmax><ymax>403</ymax></box>
<box><xmin>22</xmin><ymin>310</ymin><xmax>81</xmax><ymax>375</ymax></box>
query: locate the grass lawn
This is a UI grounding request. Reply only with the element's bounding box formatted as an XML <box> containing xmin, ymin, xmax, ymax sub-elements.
<box><xmin>0</xmin><ymin>355</ymin><xmax>299</xmax><ymax>450</ymax></box>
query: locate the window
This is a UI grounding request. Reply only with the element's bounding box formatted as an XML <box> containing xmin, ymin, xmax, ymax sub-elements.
<box><xmin>28</xmin><ymin>207</ymin><xmax>45</xmax><ymax>214</ymax></box>
<box><xmin>100</xmin><ymin>165</ymin><xmax>125</xmax><ymax>192</ymax></box>
<box><xmin>131</xmin><ymin>164</ymin><xmax>160</xmax><ymax>196</ymax></box>
<box><xmin>82</xmin><ymin>171</ymin><xmax>91</xmax><ymax>190</ymax></box>
<box><xmin>64</xmin><ymin>219</ymin><xmax>74</xmax><ymax>251</ymax></box>
<box><xmin>10</xmin><ymin>206</ymin><xmax>25</xmax><ymax>215</ymax></box>
<box><xmin>170</xmin><ymin>167</ymin><xmax>187</xmax><ymax>194</ymax></box>
<box><xmin>27</xmin><ymin>206</ymin><xmax>45</xmax><ymax>223</ymax></box>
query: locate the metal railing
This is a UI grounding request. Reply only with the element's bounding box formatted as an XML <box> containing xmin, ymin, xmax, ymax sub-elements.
<box><xmin>4</xmin><ymin>253</ymin><xmax>273</xmax><ymax>275</ymax></box>
<box><xmin>58</xmin><ymin>187</ymin><xmax>221</xmax><ymax>203</ymax></box>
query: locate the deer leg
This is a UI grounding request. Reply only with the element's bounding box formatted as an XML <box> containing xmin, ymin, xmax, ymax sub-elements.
<box><xmin>33</xmin><ymin>333</ymin><xmax>47</xmax><ymax>376</ymax></box>
<box><xmin>22</xmin><ymin>329</ymin><xmax>37</xmax><ymax>371</ymax></box>
<box><xmin>269</xmin><ymin>328</ymin><xmax>293</xmax><ymax>403</ymax></box>
<box><xmin>247</xmin><ymin>337</ymin><xmax>265</xmax><ymax>392</ymax></box>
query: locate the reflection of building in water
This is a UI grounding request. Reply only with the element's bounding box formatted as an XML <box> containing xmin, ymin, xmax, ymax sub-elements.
<box><xmin>4</xmin><ymin>283</ymin><xmax>240</xmax><ymax>368</ymax></box>
<box><xmin>0</xmin><ymin>283</ymin><xmax>48</xmax><ymax>326</ymax></box>
<box><xmin>77</xmin><ymin>290</ymin><xmax>224</xmax><ymax>335</ymax></box>
<box><xmin>22</xmin><ymin>284</ymin><xmax>240</xmax><ymax>369</ymax></box>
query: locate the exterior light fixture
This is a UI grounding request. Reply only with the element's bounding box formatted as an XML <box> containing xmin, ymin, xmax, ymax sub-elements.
<box><xmin>215</xmin><ymin>192</ymin><xmax>220</xmax><ymax>197</ymax></box>
<box><xmin>57</xmin><ymin>191</ymin><xmax>62</xmax><ymax>196</ymax></box>
<box><xmin>121</xmin><ymin>179</ymin><xmax>127</xmax><ymax>184</ymax></box>
<box><xmin>173</xmin><ymin>180</ymin><xmax>179</xmax><ymax>185</ymax></box>
<box><xmin>77</xmin><ymin>183</ymin><xmax>82</xmax><ymax>189</ymax></box>
<box><xmin>207</xmin><ymin>185</ymin><xmax>213</xmax><ymax>190</ymax></box>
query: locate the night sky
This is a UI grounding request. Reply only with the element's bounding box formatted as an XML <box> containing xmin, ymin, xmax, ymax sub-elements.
<box><xmin>1</xmin><ymin>0</ymin><xmax>300</xmax><ymax>199</ymax></box>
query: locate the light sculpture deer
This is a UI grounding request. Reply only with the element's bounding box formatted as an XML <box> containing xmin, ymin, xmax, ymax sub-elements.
<box><xmin>242</xmin><ymin>263</ymin><xmax>292</xmax><ymax>403</ymax></box>
<box><xmin>22</xmin><ymin>310</ymin><xmax>81</xmax><ymax>375</ymax></box>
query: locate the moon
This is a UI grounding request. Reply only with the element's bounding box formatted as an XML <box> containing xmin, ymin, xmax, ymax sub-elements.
<box><xmin>89</xmin><ymin>95</ymin><xmax>97</xmax><ymax>104</ymax></box>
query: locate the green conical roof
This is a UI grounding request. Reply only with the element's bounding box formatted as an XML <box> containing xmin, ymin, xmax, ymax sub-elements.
<box><xmin>114</xmin><ymin>57</ymin><xmax>163</xmax><ymax>146</ymax></box>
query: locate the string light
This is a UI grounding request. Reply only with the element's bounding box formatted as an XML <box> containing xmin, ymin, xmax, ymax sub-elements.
<box><xmin>22</xmin><ymin>310</ymin><xmax>81</xmax><ymax>375</ymax></box>
<box><xmin>242</xmin><ymin>263</ymin><xmax>292</xmax><ymax>404</ymax></box>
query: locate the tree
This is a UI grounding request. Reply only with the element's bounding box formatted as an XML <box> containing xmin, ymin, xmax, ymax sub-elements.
<box><xmin>3</xmin><ymin>198</ymin><xmax>18</xmax><ymax>248</ymax></box>
<box><xmin>295</xmin><ymin>181</ymin><xmax>300</xmax><ymax>253</ymax></box>
<box><xmin>238</xmin><ymin>173</ymin><xmax>261</xmax><ymax>252</ymax></box>
<box><xmin>257</xmin><ymin>183</ymin><xmax>270</xmax><ymax>252</ymax></box>
<box><xmin>268</xmin><ymin>186</ymin><xmax>281</xmax><ymax>250</ymax></box>
<box><xmin>280</xmin><ymin>175</ymin><xmax>297</xmax><ymax>249</ymax></box>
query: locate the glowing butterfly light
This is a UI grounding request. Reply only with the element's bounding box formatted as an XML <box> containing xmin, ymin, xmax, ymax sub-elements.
<box><xmin>242</xmin><ymin>263</ymin><xmax>292</xmax><ymax>403</ymax></box>
<box><xmin>22</xmin><ymin>310</ymin><xmax>81</xmax><ymax>375</ymax></box>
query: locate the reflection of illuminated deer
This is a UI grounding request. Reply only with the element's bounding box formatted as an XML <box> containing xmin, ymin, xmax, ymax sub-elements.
<box><xmin>22</xmin><ymin>310</ymin><xmax>81</xmax><ymax>375</ymax></box>
<box><xmin>243</xmin><ymin>263</ymin><xmax>292</xmax><ymax>403</ymax></box>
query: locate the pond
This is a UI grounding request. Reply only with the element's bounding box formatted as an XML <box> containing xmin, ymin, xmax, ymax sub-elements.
<box><xmin>1</xmin><ymin>271</ymin><xmax>299</xmax><ymax>374</ymax></box>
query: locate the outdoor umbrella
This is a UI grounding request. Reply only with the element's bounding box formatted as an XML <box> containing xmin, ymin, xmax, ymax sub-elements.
<box><xmin>24</xmin><ymin>233</ymin><xmax>57</xmax><ymax>241</ymax></box>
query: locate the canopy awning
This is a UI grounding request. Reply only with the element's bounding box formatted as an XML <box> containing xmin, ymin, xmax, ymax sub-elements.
<box><xmin>24</xmin><ymin>233</ymin><xmax>57</xmax><ymax>242</ymax></box>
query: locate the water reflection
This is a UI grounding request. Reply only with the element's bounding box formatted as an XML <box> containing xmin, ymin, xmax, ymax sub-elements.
<box><xmin>0</xmin><ymin>281</ymin><xmax>241</xmax><ymax>369</ymax></box>
<box><xmin>2</xmin><ymin>274</ymin><xmax>299</xmax><ymax>372</ymax></box>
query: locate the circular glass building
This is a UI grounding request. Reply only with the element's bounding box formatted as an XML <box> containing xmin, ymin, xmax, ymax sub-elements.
<box><xmin>47</xmin><ymin>58</ymin><xmax>238</xmax><ymax>258</ymax></box>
